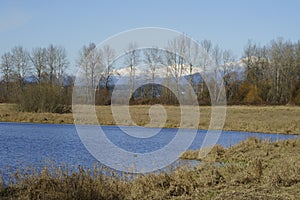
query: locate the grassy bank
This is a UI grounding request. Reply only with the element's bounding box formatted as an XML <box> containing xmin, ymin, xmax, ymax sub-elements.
<box><xmin>0</xmin><ymin>104</ymin><xmax>299</xmax><ymax>134</ymax></box>
<box><xmin>1</xmin><ymin>138</ymin><xmax>299</xmax><ymax>199</ymax></box>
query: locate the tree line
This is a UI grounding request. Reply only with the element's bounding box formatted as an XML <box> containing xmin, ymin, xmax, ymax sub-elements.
<box><xmin>242</xmin><ymin>38</ymin><xmax>300</xmax><ymax>105</ymax></box>
<box><xmin>1</xmin><ymin>36</ymin><xmax>300</xmax><ymax>113</ymax></box>
<box><xmin>0</xmin><ymin>45</ymin><xmax>71</xmax><ymax>112</ymax></box>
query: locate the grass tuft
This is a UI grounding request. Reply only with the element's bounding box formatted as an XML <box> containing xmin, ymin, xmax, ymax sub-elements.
<box><xmin>0</xmin><ymin>138</ymin><xmax>299</xmax><ymax>199</ymax></box>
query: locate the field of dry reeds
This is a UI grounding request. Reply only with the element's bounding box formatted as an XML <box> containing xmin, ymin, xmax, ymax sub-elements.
<box><xmin>0</xmin><ymin>104</ymin><xmax>299</xmax><ymax>134</ymax></box>
<box><xmin>0</xmin><ymin>138</ymin><xmax>299</xmax><ymax>199</ymax></box>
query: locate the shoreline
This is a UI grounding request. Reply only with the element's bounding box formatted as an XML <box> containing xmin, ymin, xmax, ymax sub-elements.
<box><xmin>1</xmin><ymin>121</ymin><xmax>300</xmax><ymax>137</ymax></box>
<box><xmin>0</xmin><ymin>104</ymin><xmax>299</xmax><ymax>135</ymax></box>
<box><xmin>1</xmin><ymin>137</ymin><xmax>299</xmax><ymax>199</ymax></box>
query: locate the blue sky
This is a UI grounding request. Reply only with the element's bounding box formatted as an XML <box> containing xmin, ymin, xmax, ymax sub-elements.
<box><xmin>1</xmin><ymin>0</ymin><xmax>300</xmax><ymax>74</ymax></box>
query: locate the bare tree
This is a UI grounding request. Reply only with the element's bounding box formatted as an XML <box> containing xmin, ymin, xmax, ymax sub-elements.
<box><xmin>282</xmin><ymin>40</ymin><xmax>296</xmax><ymax>103</ymax></box>
<box><xmin>47</xmin><ymin>45</ymin><xmax>57</xmax><ymax>85</ymax></box>
<box><xmin>144</xmin><ymin>47</ymin><xmax>162</xmax><ymax>98</ymax></box>
<box><xmin>181</xmin><ymin>36</ymin><xmax>201</xmax><ymax>98</ymax></box>
<box><xmin>199</xmin><ymin>39</ymin><xmax>213</xmax><ymax>98</ymax></box>
<box><xmin>31</xmin><ymin>47</ymin><xmax>47</xmax><ymax>84</ymax></box>
<box><xmin>268</xmin><ymin>38</ymin><xmax>298</xmax><ymax>104</ymax></box>
<box><xmin>200</xmin><ymin>40</ymin><xmax>213</xmax><ymax>71</ymax></box>
<box><xmin>166</xmin><ymin>36</ymin><xmax>187</xmax><ymax>97</ymax></box>
<box><xmin>220</xmin><ymin>50</ymin><xmax>236</xmax><ymax>99</ymax></box>
<box><xmin>210</xmin><ymin>45</ymin><xmax>223</xmax><ymax>102</ymax></box>
<box><xmin>1</xmin><ymin>52</ymin><xmax>13</xmax><ymax>98</ymax></box>
<box><xmin>56</xmin><ymin>46</ymin><xmax>68</xmax><ymax>86</ymax></box>
<box><xmin>243</xmin><ymin>40</ymin><xmax>262</xmax><ymax>85</ymax></box>
<box><xmin>77</xmin><ymin>43</ymin><xmax>103</xmax><ymax>102</ymax></box>
<box><xmin>125</xmin><ymin>43</ymin><xmax>139</xmax><ymax>98</ymax></box>
<box><xmin>269</xmin><ymin>38</ymin><xmax>287</xmax><ymax>103</ymax></box>
<box><xmin>296</xmin><ymin>41</ymin><xmax>300</xmax><ymax>77</ymax></box>
<box><xmin>46</xmin><ymin>45</ymin><xmax>68</xmax><ymax>86</ymax></box>
<box><xmin>101</xmin><ymin>45</ymin><xmax>115</xmax><ymax>94</ymax></box>
<box><xmin>11</xmin><ymin>46</ymin><xmax>31</xmax><ymax>90</ymax></box>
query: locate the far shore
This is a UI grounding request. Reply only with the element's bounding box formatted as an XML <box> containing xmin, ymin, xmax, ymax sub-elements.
<box><xmin>0</xmin><ymin>104</ymin><xmax>299</xmax><ymax>135</ymax></box>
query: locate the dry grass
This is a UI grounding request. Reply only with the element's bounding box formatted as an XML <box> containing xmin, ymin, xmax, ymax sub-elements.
<box><xmin>0</xmin><ymin>104</ymin><xmax>299</xmax><ymax>134</ymax></box>
<box><xmin>1</xmin><ymin>138</ymin><xmax>299</xmax><ymax>199</ymax></box>
<box><xmin>0</xmin><ymin>104</ymin><xmax>74</xmax><ymax>124</ymax></box>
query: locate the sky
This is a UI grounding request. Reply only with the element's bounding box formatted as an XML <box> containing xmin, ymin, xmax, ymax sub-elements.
<box><xmin>1</xmin><ymin>0</ymin><xmax>300</xmax><ymax>74</ymax></box>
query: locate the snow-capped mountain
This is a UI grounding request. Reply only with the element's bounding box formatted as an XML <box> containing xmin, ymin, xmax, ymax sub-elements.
<box><xmin>110</xmin><ymin>59</ymin><xmax>246</xmax><ymax>86</ymax></box>
<box><xmin>113</xmin><ymin>65</ymin><xmax>204</xmax><ymax>79</ymax></box>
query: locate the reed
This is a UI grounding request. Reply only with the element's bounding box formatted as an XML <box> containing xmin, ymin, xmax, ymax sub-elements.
<box><xmin>0</xmin><ymin>104</ymin><xmax>299</xmax><ymax>134</ymax></box>
<box><xmin>1</xmin><ymin>138</ymin><xmax>299</xmax><ymax>199</ymax></box>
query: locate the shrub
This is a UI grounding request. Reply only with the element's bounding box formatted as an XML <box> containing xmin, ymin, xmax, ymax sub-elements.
<box><xmin>17</xmin><ymin>84</ymin><xmax>72</xmax><ymax>113</ymax></box>
<box><xmin>237</xmin><ymin>83</ymin><xmax>263</xmax><ymax>105</ymax></box>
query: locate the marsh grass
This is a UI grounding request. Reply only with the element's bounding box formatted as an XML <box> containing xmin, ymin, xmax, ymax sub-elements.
<box><xmin>0</xmin><ymin>104</ymin><xmax>299</xmax><ymax>134</ymax></box>
<box><xmin>1</xmin><ymin>138</ymin><xmax>299</xmax><ymax>199</ymax></box>
<box><xmin>0</xmin><ymin>104</ymin><xmax>74</xmax><ymax>124</ymax></box>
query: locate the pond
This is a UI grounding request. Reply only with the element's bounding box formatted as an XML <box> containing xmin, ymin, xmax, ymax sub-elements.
<box><xmin>0</xmin><ymin>122</ymin><xmax>298</xmax><ymax>178</ymax></box>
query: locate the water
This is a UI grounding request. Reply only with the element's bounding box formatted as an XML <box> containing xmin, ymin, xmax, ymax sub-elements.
<box><xmin>0</xmin><ymin>122</ymin><xmax>298</xmax><ymax>179</ymax></box>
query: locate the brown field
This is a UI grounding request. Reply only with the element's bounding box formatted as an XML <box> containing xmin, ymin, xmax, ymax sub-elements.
<box><xmin>1</xmin><ymin>138</ymin><xmax>299</xmax><ymax>199</ymax></box>
<box><xmin>0</xmin><ymin>104</ymin><xmax>299</xmax><ymax>134</ymax></box>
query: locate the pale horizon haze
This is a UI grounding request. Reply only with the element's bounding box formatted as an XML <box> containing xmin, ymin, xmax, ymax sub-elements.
<box><xmin>1</xmin><ymin>0</ymin><xmax>300</xmax><ymax>74</ymax></box>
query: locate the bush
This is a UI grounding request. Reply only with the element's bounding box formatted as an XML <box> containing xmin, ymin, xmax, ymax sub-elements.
<box><xmin>244</xmin><ymin>85</ymin><xmax>262</xmax><ymax>104</ymax></box>
<box><xmin>291</xmin><ymin>80</ymin><xmax>300</xmax><ymax>105</ymax></box>
<box><xmin>237</xmin><ymin>83</ymin><xmax>263</xmax><ymax>105</ymax></box>
<box><xmin>17</xmin><ymin>84</ymin><xmax>72</xmax><ymax>113</ymax></box>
